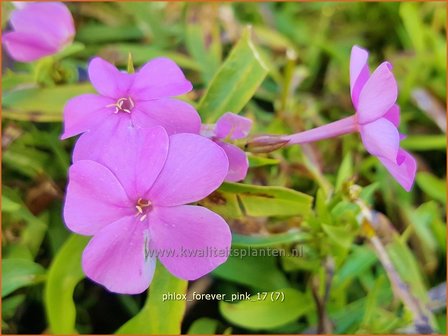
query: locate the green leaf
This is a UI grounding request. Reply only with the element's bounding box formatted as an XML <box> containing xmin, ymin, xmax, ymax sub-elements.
<box><xmin>232</xmin><ymin>230</ymin><xmax>310</xmax><ymax>248</ymax></box>
<box><xmin>248</xmin><ymin>154</ymin><xmax>280</xmax><ymax>168</ymax></box>
<box><xmin>2</xmin><ymin>84</ymin><xmax>94</xmax><ymax>122</ymax></box>
<box><xmin>219</xmin><ymin>288</ymin><xmax>312</xmax><ymax>330</ymax></box>
<box><xmin>188</xmin><ymin>318</ymin><xmax>219</xmax><ymax>334</ymax></box>
<box><xmin>127</xmin><ymin>52</ymin><xmax>135</xmax><ymax>74</ymax></box>
<box><xmin>335</xmin><ymin>152</ymin><xmax>353</xmax><ymax>191</ymax></box>
<box><xmin>76</xmin><ymin>24</ymin><xmax>144</xmax><ymax>43</ymax></box>
<box><xmin>401</xmin><ymin>135</ymin><xmax>446</xmax><ymax>151</ymax></box>
<box><xmin>198</xmin><ymin>189</ymin><xmax>243</xmax><ymax>219</ymax></box>
<box><xmin>213</xmin><ymin>253</ymin><xmax>289</xmax><ymax>291</ymax></box>
<box><xmin>98</xmin><ymin>44</ymin><xmax>200</xmax><ymax>71</ymax></box>
<box><xmin>2</xmin><ymin>259</ymin><xmax>46</xmax><ymax>297</ymax></box>
<box><xmin>322</xmin><ymin>224</ymin><xmax>354</xmax><ymax>249</ymax></box>
<box><xmin>197</xmin><ymin>26</ymin><xmax>268</xmax><ymax>122</ymax></box>
<box><xmin>45</xmin><ymin>234</ymin><xmax>89</xmax><ymax>334</ymax></box>
<box><xmin>185</xmin><ymin>24</ymin><xmax>221</xmax><ymax>83</ymax></box>
<box><xmin>416</xmin><ymin>172</ymin><xmax>446</xmax><ymax>204</ymax></box>
<box><xmin>219</xmin><ymin>182</ymin><xmax>313</xmax><ymax>218</ymax></box>
<box><xmin>116</xmin><ymin>262</ymin><xmax>187</xmax><ymax>334</ymax></box>
<box><xmin>400</xmin><ymin>3</ymin><xmax>425</xmax><ymax>53</ymax></box>
<box><xmin>1</xmin><ymin>194</ymin><xmax>21</xmax><ymax>213</ymax></box>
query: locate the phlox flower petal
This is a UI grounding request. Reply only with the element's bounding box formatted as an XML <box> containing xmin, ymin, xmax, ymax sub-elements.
<box><xmin>360</xmin><ymin>118</ymin><xmax>400</xmax><ymax>163</ymax></box>
<box><xmin>350</xmin><ymin>45</ymin><xmax>370</xmax><ymax>108</ymax></box>
<box><xmin>215</xmin><ymin>112</ymin><xmax>253</xmax><ymax>140</ymax></box>
<box><xmin>218</xmin><ymin>142</ymin><xmax>249</xmax><ymax>182</ymax></box>
<box><xmin>74</xmin><ymin>125</ymin><xmax>169</xmax><ymax>199</ymax></box>
<box><xmin>132</xmin><ymin>98</ymin><xmax>201</xmax><ymax>135</ymax></box>
<box><xmin>131</xmin><ymin>57</ymin><xmax>193</xmax><ymax>100</ymax></box>
<box><xmin>357</xmin><ymin>62</ymin><xmax>398</xmax><ymax>124</ymax></box>
<box><xmin>147</xmin><ymin>133</ymin><xmax>229</xmax><ymax>206</ymax></box>
<box><xmin>384</xmin><ymin>104</ymin><xmax>400</xmax><ymax>128</ymax></box>
<box><xmin>61</xmin><ymin>94</ymin><xmax>114</xmax><ymax>140</ymax></box>
<box><xmin>378</xmin><ymin>149</ymin><xmax>417</xmax><ymax>192</ymax></box>
<box><xmin>64</xmin><ymin>160</ymin><xmax>133</xmax><ymax>236</ymax></box>
<box><xmin>149</xmin><ymin>205</ymin><xmax>231</xmax><ymax>280</ymax></box>
<box><xmin>82</xmin><ymin>216</ymin><xmax>156</xmax><ymax>294</ymax></box>
<box><xmin>88</xmin><ymin>57</ymin><xmax>134</xmax><ymax>98</ymax></box>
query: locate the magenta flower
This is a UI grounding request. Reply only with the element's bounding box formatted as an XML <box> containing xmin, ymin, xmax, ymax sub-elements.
<box><xmin>201</xmin><ymin>112</ymin><xmax>252</xmax><ymax>182</ymax></box>
<box><xmin>3</xmin><ymin>2</ymin><xmax>75</xmax><ymax>62</ymax></box>
<box><xmin>251</xmin><ymin>46</ymin><xmax>416</xmax><ymax>191</ymax></box>
<box><xmin>64</xmin><ymin>126</ymin><xmax>231</xmax><ymax>294</ymax></box>
<box><xmin>61</xmin><ymin>57</ymin><xmax>201</xmax><ymax>140</ymax></box>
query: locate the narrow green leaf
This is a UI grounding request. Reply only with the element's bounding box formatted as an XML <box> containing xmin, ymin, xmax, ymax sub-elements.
<box><xmin>2</xmin><ymin>84</ymin><xmax>94</xmax><ymax>122</ymax></box>
<box><xmin>45</xmin><ymin>234</ymin><xmax>89</xmax><ymax>334</ymax></box>
<box><xmin>248</xmin><ymin>154</ymin><xmax>280</xmax><ymax>168</ymax></box>
<box><xmin>185</xmin><ymin>24</ymin><xmax>221</xmax><ymax>83</ymax></box>
<box><xmin>416</xmin><ymin>172</ymin><xmax>446</xmax><ymax>204</ymax></box>
<box><xmin>127</xmin><ymin>52</ymin><xmax>135</xmax><ymax>74</ymax></box>
<box><xmin>232</xmin><ymin>230</ymin><xmax>310</xmax><ymax>248</ymax></box>
<box><xmin>335</xmin><ymin>152</ymin><xmax>353</xmax><ymax>191</ymax></box>
<box><xmin>99</xmin><ymin>44</ymin><xmax>200</xmax><ymax>71</ymax></box>
<box><xmin>220</xmin><ymin>288</ymin><xmax>312</xmax><ymax>330</ymax></box>
<box><xmin>116</xmin><ymin>262</ymin><xmax>187</xmax><ymax>334</ymax></box>
<box><xmin>219</xmin><ymin>182</ymin><xmax>313</xmax><ymax>218</ymax></box>
<box><xmin>401</xmin><ymin>135</ymin><xmax>446</xmax><ymax>151</ymax></box>
<box><xmin>2</xmin><ymin>259</ymin><xmax>46</xmax><ymax>297</ymax></box>
<box><xmin>197</xmin><ymin>26</ymin><xmax>269</xmax><ymax>122</ymax></box>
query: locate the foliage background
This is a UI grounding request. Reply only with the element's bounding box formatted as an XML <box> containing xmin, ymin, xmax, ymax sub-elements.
<box><xmin>1</xmin><ymin>1</ymin><xmax>446</xmax><ymax>334</ymax></box>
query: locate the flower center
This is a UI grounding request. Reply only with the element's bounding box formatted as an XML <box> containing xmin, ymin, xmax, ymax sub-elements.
<box><xmin>107</xmin><ymin>97</ymin><xmax>135</xmax><ymax>114</ymax></box>
<box><xmin>135</xmin><ymin>198</ymin><xmax>152</xmax><ymax>221</ymax></box>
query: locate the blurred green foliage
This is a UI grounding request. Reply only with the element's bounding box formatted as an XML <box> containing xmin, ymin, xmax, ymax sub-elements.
<box><xmin>2</xmin><ymin>1</ymin><xmax>446</xmax><ymax>334</ymax></box>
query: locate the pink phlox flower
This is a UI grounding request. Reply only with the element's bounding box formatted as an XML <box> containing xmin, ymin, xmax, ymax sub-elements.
<box><xmin>201</xmin><ymin>112</ymin><xmax>252</xmax><ymax>182</ymax></box>
<box><xmin>3</xmin><ymin>2</ymin><xmax>75</xmax><ymax>62</ymax></box>
<box><xmin>349</xmin><ymin>45</ymin><xmax>416</xmax><ymax>191</ymax></box>
<box><xmin>64</xmin><ymin>126</ymin><xmax>231</xmax><ymax>294</ymax></box>
<box><xmin>61</xmin><ymin>57</ymin><xmax>201</xmax><ymax>141</ymax></box>
<box><xmin>260</xmin><ymin>46</ymin><xmax>416</xmax><ymax>191</ymax></box>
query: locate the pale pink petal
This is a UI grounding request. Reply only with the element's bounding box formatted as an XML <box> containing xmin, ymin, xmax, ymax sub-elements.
<box><xmin>2</xmin><ymin>31</ymin><xmax>57</xmax><ymax>62</ymax></box>
<box><xmin>360</xmin><ymin>118</ymin><xmax>400</xmax><ymax>163</ymax></box>
<box><xmin>378</xmin><ymin>149</ymin><xmax>417</xmax><ymax>192</ymax></box>
<box><xmin>10</xmin><ymin>2</ymin><xmax>74</xmax><ymax>48</ymax></box>
<box><xmin>219</xmin><ymin>142</ymin><xmax>249</xmax><ymax>182</ymax></box>
<box><xmin>64</xmin><ymin>160</ymin><xmax>133</xmax><ymax>236</ymax></box>
<box><xmin>88</xmin><ymin>57</ymin><xmax>133</xmax><ymax>98</ymax></box>
<box><xmin>147</xmin><ymin>134</ymin><xmax>228</xmax><ymax>206</ymax></box>
<box><xmin>350</xmin><ymin>45</ymin><xmax>370</xmax><ymax>108</ymax></box>
<box><xmin>74</xmin><ymin>123</ymin><xmax>169</xmax><ymax>199</ymax></box>
<box><xmin>149</xmin><ymin>205</ymin><xmax>231</xmax><ymax>280</ymax></box>
<box><xmin>132</xmin><ymin>98</ymin><xmax>201</xmax><ymax>135</ymax></box>
<box><xmin>61</xmin><ymin>94</ymin><xmax>114</xmax><ymax>139</ymax></box>
<box><xmin>357</xmin><ymin>62</ymin><xmax>398</xmax><ymax>124</ymax></box>
<box><xmin>384</xmin><ymin>104</ymin><xmax>400</xmax><ymax>127</ymax></box>
<box><xmin>215</xmin><ymin>112</ymin><xmax>253</xmax><ymax>140</ymax></box>
<box><xmin>131</xmin><ymin>58</ymin><xmax>192</xmax><ymax>100</ymax></box>
<box><xmin>83</xmin><ymin>216</ymin><xmax>156</xmax><ymax>294</ymax></box>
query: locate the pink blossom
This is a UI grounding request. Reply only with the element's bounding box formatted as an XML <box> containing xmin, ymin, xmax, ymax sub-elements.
<box><xmin>61</xmin><ymin>57</ymin><xmax>201</xmax><ymax>140</ymax></box>
<box><xmin>201</xmin><ymin>112</ymin><xmax>252</xmax><ymax>182</ymax></box>
<box><xmin>64</xmin><ymin>126</ymin><xmax>230</xmax><ymax>294</ymax></box>
<box><xmin>251</xmin><ymin>46</ymin><xmax>416</xmax><ymax>191</ymax></box>
<box><xmin>3</xmin><ymin>2</ymin><xmax>75</xmax><ymax>62</ymax></box>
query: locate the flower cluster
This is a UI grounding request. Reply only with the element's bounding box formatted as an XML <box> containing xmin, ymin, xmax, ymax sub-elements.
<box><xmin>61</xmin><ymin>57</ymin><xmax>252</xmax><ymax>294</ymax></box>
<box><xmin>5</xmin><ymin>3</ymin><xmax>417</xmax><ymax>294</ymax></box>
